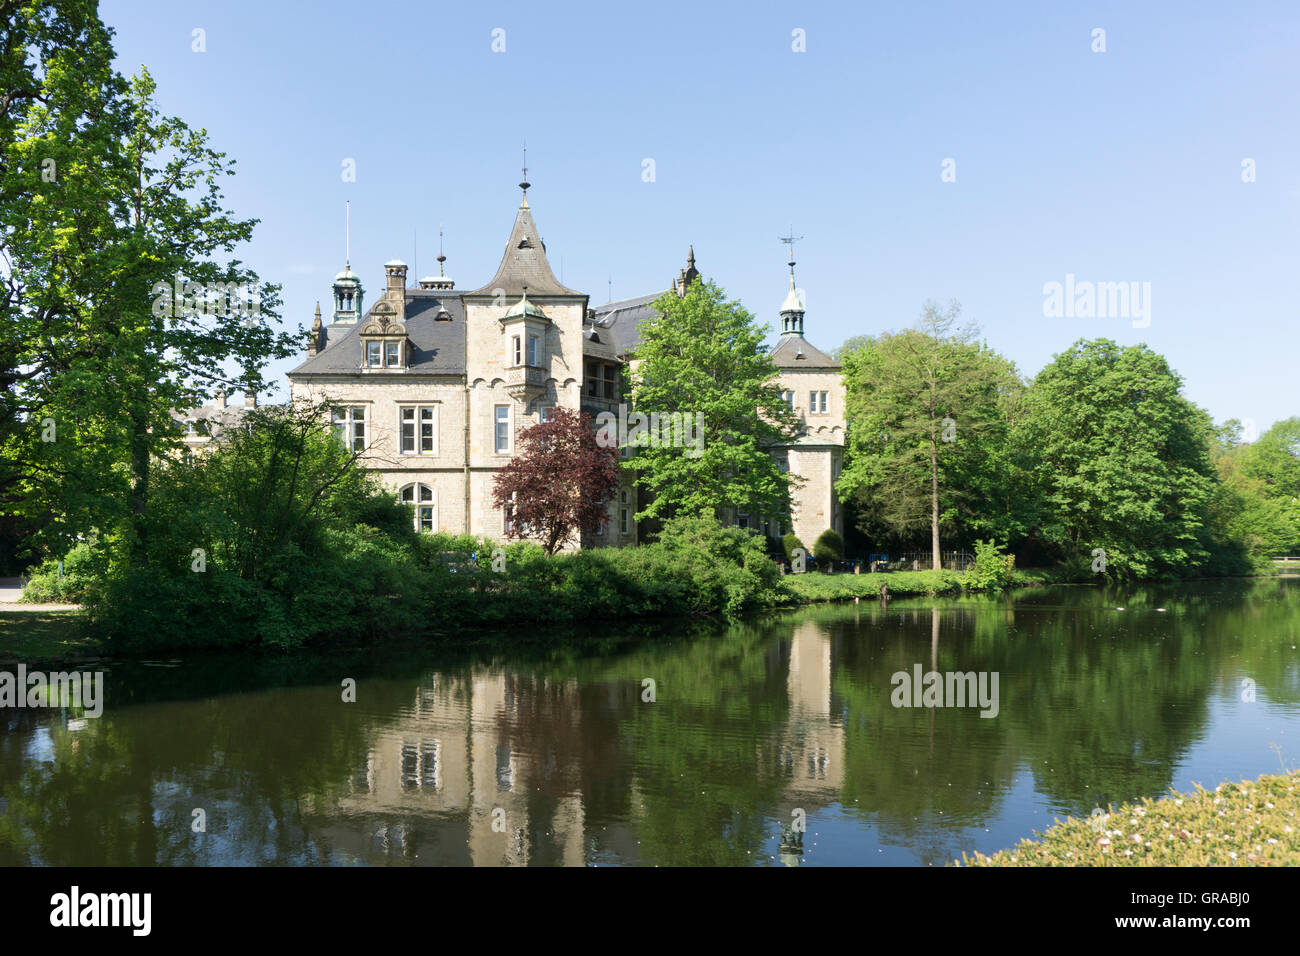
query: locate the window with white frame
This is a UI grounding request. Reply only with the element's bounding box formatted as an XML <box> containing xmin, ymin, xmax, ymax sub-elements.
<box><xmin>366</xmin><ymin>341</ymin><xmax>382</xmax><ymax>367</ymax></box>
<box><xmin>399</xmin><ymin>406</ymin><xmax>436</xmax><ymax>455</ymax></box>
<box><xmin>385</xmin><ymin>341</ymin><xmax>401</xmax><ymax>367</ymax></box>
<box><xmin>810</xmin><ymin>390</ymin><xmax>828</xmax><ymax>413</ymax></box>
<box><xmin>511</xmin><ymin>335</ymin><xmax>522</xmax><ymax>366</ymax></box>
<box><xmin>494</xmin><ymin>405</ymin><xmax>510</xmax><ymax>454</ymax></box>
<box><xmin>399</xmin><ymin>483</ymin><xmax>435</xmax><ymax>532</ymax></box>
<box><xmin>782</xmin><ymin>390</ymin><xmax>795</xmax><ymax>410</ymax></box>
<box><xmin>540</xmin><ymin>405</ymin><xmax>555</xmax><ymax>423</ymax></box>
<box><xmin>332</xmin><ymin>406</ymin><xmax>366</xmax><ymax>452</ymax></box>
<box><xmin>527</xmin><ymin>335</ymin><xmax>539</xmax><ymax>367</ymax></box>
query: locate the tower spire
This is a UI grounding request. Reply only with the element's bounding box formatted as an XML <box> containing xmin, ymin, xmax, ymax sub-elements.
<box><xmin>519</xmin><ymin>142</ymin><xmax>530</xmax><ymax>205</ymax></box>
<box><xmin>778</xmin><ymin>227</ymin><xmax>806</xmax><ymax>337</ymax></box>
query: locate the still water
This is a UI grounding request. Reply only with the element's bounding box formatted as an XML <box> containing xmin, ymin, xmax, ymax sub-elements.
<box><xmin>2</xmin><ymin>578</ymin><xmax>1298</xmax><ymax>866</ymax></box>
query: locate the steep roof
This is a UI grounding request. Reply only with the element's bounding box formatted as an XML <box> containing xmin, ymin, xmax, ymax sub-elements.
<box><xmin>588</xmin><ymin>291</ymin><xmax>668</xmax><ymax>356</ymax></box>
<box><xmin>289</xmin><ymin>292</ymin><xmax>468</xmax><ymax>375</ymax></box>
<box><xmin>467</xmin><ymin>199</ymin><xmax>581</xmax><ymax>297</ymax></box>
<box><xmin>771</xmin><ymin>334</ymin><xmax>840</xmax><ymax>369</ymax></box>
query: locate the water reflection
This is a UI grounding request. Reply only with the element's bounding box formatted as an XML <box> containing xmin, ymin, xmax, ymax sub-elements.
<box><xmin>1</xmin><ymin>578</ymin><xmax>1297</xmax><ymax>866</ymax></box>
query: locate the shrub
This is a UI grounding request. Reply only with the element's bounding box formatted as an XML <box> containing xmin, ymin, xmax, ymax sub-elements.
<box><xmin>963</xmin><ymin>539</ymin><xmax>1015</xmax><ymax>591</ymax></box>
<box><xmin>781</xmin><ymin>533</ymin><xmax>804</xmax><ymax>563</ymax></box>
<box><xmin>812</xmin><ymin>529</ymin><xmax>844</xmax><ymax>564</ymax></box>
<box><xmin>21</xmin><ymin>540</ymin><xmax>104</xmax><ymax>604</ymax></box>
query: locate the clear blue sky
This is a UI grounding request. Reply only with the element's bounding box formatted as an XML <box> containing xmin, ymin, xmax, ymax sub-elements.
<box><xmin>101</xmin><ymin>0</ymin><xmax>1299</xmax><ymax>432</ymax></box>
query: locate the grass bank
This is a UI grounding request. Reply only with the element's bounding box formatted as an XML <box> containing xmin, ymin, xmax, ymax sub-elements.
<box><xmin>0</xmin><ymin>609</ymin><xmax>98</xmax><ymax>664</ymax></box>
<box><xmin>959</xmin><ymin>769</ymin><xmax>1300</xmax><ymax>866</ymax></box>
<box><xmin>782</xmin><ymin>567</ymin><xmax>1061</xmax><ymax>603</ymax></box>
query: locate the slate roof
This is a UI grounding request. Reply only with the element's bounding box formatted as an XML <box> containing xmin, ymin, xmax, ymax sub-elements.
<box><xmin>770</xmin><ymin>334</ymin><xmax>840</xmax><ymax>369</ymax></box>
<box><xmin>587</xmin><ymin>291</ymin><xmax>668</xmax><ymax>356</ymax></box>
<box><xmin>466</xmin><ymin>200</ymin><xmax>582</xmax><ymax>297</ymax></box>
<box><xmin>289</xmin><ymin>292</ymin><xmax>468</xmax><ymax>375</ymax></box>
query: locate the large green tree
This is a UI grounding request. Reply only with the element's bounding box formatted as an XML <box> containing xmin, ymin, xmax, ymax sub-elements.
<box><xmin>1</xmin><ymin>4</ymin><xmax>295</xmax><ymax>563</ymax></box>
<box><xmin>837</xmin><ymin>301</ymin><xmax>1024</xmax><ymax>568</ymax></box>
<box><xmin>626</xmin><ymin>278</ymin><xmax>799</xmax><ymax>524</ymax></box>
<box><xmin>1012</xmin><ymin>339</ymin><xmax>1218</xmax><ymax>579</ymax></box>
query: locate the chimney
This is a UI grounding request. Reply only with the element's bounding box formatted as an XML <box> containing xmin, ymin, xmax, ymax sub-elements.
<box><xmin>384</xmin><ymin>260</ymin><xmax>408</xmax><ymax>321</ymax></box>
<box><xmin>384</xmin><ymin>260</ymin><xmax>408</xmax><ymax>298</ymax></box>
<box><xmin>244</xmin><ymin>390</ymin><xmax>258</xmax><ymax>408</ymax></box>
<box><xmin>214</xmin><ymin>388</ymin><xmax>227</xmax><ymax>408</ymax></box>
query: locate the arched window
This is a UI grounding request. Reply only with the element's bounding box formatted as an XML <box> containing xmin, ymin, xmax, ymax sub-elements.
<box><xmin>399</xmin><ymin>483</ymin><xmax>435</xmax><ymax>532</ymax></box>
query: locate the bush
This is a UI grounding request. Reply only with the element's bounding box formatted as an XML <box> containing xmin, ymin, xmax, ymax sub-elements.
<box><xmin>812</xmin><ymin>529</ymin><xmax>844</xmax><ymax>564</ymax></box>
<box><xmin>781</xmin><ymin>533</ymin><xmax>804</xmax><ymax>563</ymax></box>
<box><xmin>21</xmin><ymin>540</ymin><xmax>104</xmax><ymax>604</ymax></box>
<box><xmin>963</xmin><ymin>539</ymin><xmax>1015</xmax><ymax>591</ymax></box>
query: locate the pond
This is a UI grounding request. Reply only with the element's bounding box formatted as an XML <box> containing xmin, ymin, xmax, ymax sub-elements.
<box><xmin>1</xmin><ymin>578</ymin><xmax>1297</xmax><ymax>865</ymax></box>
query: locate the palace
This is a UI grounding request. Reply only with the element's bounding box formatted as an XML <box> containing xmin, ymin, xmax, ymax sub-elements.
<box><xmin>278</xmin><ymin>184</ymin><xmax>845</xmax><ymax>550</ymax></box>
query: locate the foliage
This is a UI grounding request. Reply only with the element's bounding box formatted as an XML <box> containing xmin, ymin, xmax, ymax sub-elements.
<box><xmin>962</xmin><ymin>770</ymin><xmax>1300</xmax><ymax>867</ymax></box>
<box><xmin>1</xmin><ymin>8</ymin><xmax>296</xmax><ymax>566</ymax></box>
<box><xmin>962</xmin><ymin>539</ymin><xmax>1015</xmax><ymax>591</ymax></box>
<box><xmin>812</xmin><ymin>528</ymin><xmax>844</xmax><ymax>563</ymax></box>
<box><xmin>491</xmin><ymin>406</ymin><xmax>619</xmax><ymax>554</ymax></box>
<box><xmin>781</xmin><ymin>532</ymin><xmax>804</xmax><ymax>563</ymax></box>
<box><xmin>19</xmin><ymin>539</ymin><xmax>103</xmax><ymax>604</ymax></box>
<box><xmin>627</xmin><ymin>278</ymin><xmax>800</xmax><ymax>523</ymax></box>
<box><xmin>837</xmin><ymin>301</ymin><xmax>1025</xmax><ymax>568</ymax></box>
<box><xmin>1011</xmin><ymin>339</ymin><xmax>1218</xmax><ymax>580</ymax></box>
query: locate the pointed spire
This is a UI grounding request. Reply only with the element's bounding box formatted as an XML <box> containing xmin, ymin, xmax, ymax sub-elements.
<box><xmin>469</xmin><ymin>190</ymin><xmax>580</xmax><ymax>296</ymax></box>
<box><xmin>519</xmin><ymin>142</ymin><xmax>530</xmax><ymax>206</ymax></box>
<box><xmin>437</xmin><ymin>225</ymin><xmax>446</xmax><ymax>277</ymax></box>
<box><xmin>779</xmin><ymin>229</ymin><xmax>806</xmax><ymax>337</ymax></box>
<box><xmin>313</xmin><ymin>301</ymin><xmax>321</xmax><ymax>328</ymax></box>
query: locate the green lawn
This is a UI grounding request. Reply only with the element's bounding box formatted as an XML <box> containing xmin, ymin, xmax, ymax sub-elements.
<box><xmin>960</xmin><ymin>769</ymin><xmax>1300</xmax><ymax>866</ymax></box>
<box><xmin>0</xmin><ymin>609</ymin><xmax>99</xmax><ymax>663</ymax></box>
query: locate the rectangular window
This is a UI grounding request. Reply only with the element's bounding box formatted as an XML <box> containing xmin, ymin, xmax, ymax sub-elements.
<box><xmin>400</xmin><ymin>407</ymin><xmax>416</xmax><ymax>453</ymax></box>
<box><xmin>400</xmin><ymin>407</ymin><xmax>436</xmax><ymax>455</ymax></box>
<box><xmin>602</xmin><ymin>364</ymin><xmax>616</xmax><ymax>399</ymax></box>
<box><xmin>495</xmin><ymin>405</ymin><xmax>510</xmax><ymax>454</ymax></box>
<box><xmin>332</xmin><ymin>406</ymin><xmax>366</xmax><ymax>452</ymax></box>
<box><xmin>540</xmin><ymin>406</ymin><xmax>555</xmax><ymax>423</ymax></box>
<box><xmin>512</xmin><ymin>335</ymin><xmax>521</xmax><ymax>366</ymax></box>
<box><xmin>366</xmin><ymin>341</ymin><xmax>382</xmax><ymax>367</ymax></box>
<box><xmin>620</xmin><ymin>508</ymin><xmax>630</xmax><ymax>535</ymax></box>
<box><xmin>810</xmin><ymin>390</ymin><xmax>828</xmax><ymax>413</ymax></box>
<box><xmin>586</xmin><ymin>361</ymin><xmax>599</xmax><ymax>397</ymax></box>
<box><xmin>385</xmin><ymin>341</ymin><xmax>400</xmax><ymax>367</ymax></box>
<box><xmin>420</xmin><ymin>407</ymin><xmax>435</xmax><ymax>453</ymax></box>
<box><xmin>527</xmin><ymin>335</ymin><xmax>539</xmax><ymax>366</ymax></box>
<box><xmin>782</xmin><ymin>390</ymin><xmax>795</xmax><ymax>410</ymax></box>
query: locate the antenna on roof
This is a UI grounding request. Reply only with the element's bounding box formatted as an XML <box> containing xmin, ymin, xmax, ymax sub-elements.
<box><xmin>437</xmin><ymin>224</ymin><xmax>446</xmax><ymax>277</ymax></box>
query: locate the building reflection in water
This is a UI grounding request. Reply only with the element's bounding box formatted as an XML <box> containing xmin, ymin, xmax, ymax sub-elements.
<box><xmin>313</xmin><ymin>620</ymin><xmax>846</xmax><ymax>866</ymax></box>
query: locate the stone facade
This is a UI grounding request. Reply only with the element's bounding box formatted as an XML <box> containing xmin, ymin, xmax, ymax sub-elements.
<box><xmin>284</xmin><ymin>189</ymin><xmax>844</xmax><ymax>551</ymax></box>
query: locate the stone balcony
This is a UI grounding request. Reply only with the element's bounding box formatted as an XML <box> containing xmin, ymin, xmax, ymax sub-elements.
<box><xmin>506</xmin><ymin>364</ymin><xmax>548</xmax><ymax>402</ymax></box>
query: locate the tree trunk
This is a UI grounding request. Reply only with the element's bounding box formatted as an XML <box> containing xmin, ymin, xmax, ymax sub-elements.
<box><xmin>930</xmin><ymin>435</ymin><xmax>941</xmax><ymax>570</ymax></box>
<box><xmin>129</xmin><ymin>405</ymin><xmax>150</xmax><ymax>568</ymax></box>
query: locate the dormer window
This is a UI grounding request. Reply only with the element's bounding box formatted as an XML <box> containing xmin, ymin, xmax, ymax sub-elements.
<box><xmin>366</xmin><ymin>341</ymin><xmax>382</xmax><ymax>367</ymax></box>
<box><xmin>385</xmin><ymin>341</ymin><xmax>401</xmax><ymax>367</ymax></box>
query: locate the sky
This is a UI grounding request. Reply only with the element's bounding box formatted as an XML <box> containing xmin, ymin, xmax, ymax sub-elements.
<box><xmin>100</xmin><ymin>0</ymin><xmax>1299</xmax><ymax>433</ymax></box>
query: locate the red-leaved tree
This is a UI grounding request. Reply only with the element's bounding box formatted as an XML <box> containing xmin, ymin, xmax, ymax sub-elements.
<box><xmin>491</xmin><ymin>407</ymin><xmax>620</xmax><ymax>555</ymax></box>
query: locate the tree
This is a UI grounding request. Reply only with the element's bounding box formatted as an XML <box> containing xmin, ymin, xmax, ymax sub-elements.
<box><xmin>837</xmin><ymin>301</ymin><xmax>1023</xmax><ymax>568</ymax></box>
<box><xmin>492</xmin><ymin>406</ymin><xmax>619</xmax><ymax>555</ymax></box>
<box><xmin>1</xmin><ymin>8</ymin><xmax>296</xmax><ymax>565</ymax></box>
<box><xmin>627</xmin><ymin>278</ymin><xmax>800</xmax><ymax>524</ymax></box>
<box><xmin>1011</xmin><ymin>339</ymin><xmax>1218</xmax><ymax>579</ymax></box>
